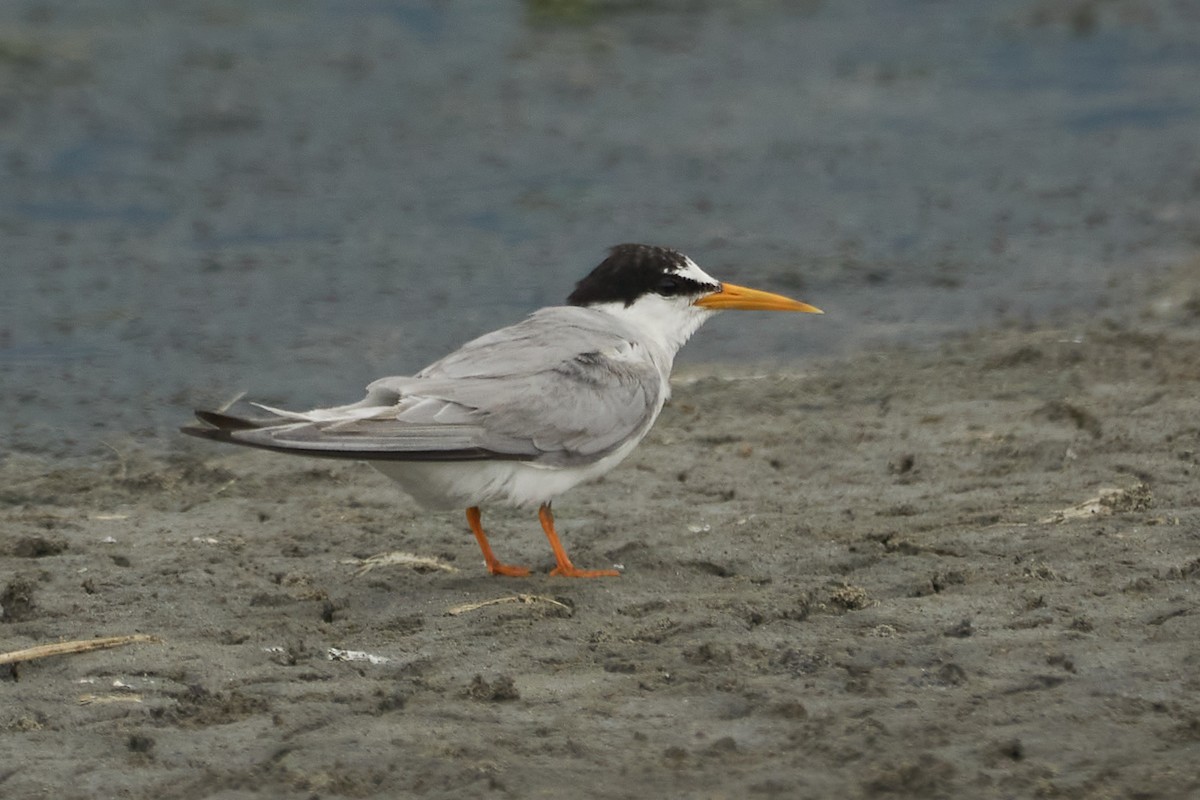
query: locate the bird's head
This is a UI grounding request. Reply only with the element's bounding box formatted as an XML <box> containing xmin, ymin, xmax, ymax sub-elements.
<box><xmin>567</xmin><ymin>244</ymin><xmax>821</xmax><ymax>354</ymax></box>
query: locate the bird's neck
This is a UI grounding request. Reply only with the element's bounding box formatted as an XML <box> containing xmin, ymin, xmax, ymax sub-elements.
<box><xmin>589</xmin><ymin>299</ymin><xmax>717</xmax><ymax>365</ymax></box>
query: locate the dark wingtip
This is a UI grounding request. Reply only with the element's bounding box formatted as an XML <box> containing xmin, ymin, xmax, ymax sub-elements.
<box><xmin>182</xmin><ymin>408</ymin><xmax>267</xmax><ymax>442</ymax></box>
<box><xmin>194</xmin><ymin>409</ymin><xmax>262</xmax><ymax>431</ymax></box>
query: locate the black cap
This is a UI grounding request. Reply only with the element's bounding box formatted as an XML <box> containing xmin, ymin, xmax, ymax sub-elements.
<box><xmin>567</xmin><ymin>244</ymin><xmax>715</xmax><ymax>307</ymax></box>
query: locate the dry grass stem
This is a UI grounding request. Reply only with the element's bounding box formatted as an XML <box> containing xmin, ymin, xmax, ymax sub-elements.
<box><xmin>0</xmin><ymin>634</ymin><xmax>159</xmax><ymax>666</ymax></box>
<box><xmin>343</xmin><ymin>551</ymin><xmax>458</xmax><ymax>575</ymax></box>
<box><xmin>447</xmin><ymin>594</ymin><xmax>571</xmax><ymax>616</ymax></box>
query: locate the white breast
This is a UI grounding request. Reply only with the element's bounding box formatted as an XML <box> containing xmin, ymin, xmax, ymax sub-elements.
<box><xmin>370</xmin><ymin>422</ymin><xmax>654</xmax><ymax>510</ymax></box>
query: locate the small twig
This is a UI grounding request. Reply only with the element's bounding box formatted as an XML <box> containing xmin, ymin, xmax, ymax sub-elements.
<box><xmin>99</xmin><ymin>440</ymin><xmax>129</xmax><ymax>481</ymax></box>
<box><xmin>447</xmin><ymin>594</ymin><xmax>571</xmax><ymax>616</ymax></box>
<box><xmin>1039</xmin><ymin>484</ymin><xmax>1152</xmax><ymax>524</ymax></box>
<box><xmin>0</xmin><ymin>634</ymin><xmax>159</xmax><ymax>666</ymax></box>
<box><xmin>77</xmin><ymin>693</ymin><xmax>144</xmax><ymax>705</ymax></box>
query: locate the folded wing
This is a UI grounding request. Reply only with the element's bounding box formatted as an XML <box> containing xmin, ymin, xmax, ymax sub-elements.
<box><xmin>183</xmin><ymin>307</ymin><xmax>666</xmax><ymax>466</ymax></box>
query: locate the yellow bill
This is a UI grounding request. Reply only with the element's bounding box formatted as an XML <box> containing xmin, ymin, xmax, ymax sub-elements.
<box><xmin>693</xmin><ymin>282</ymin><xmax>823</xmax><ymax>313</ymax></box>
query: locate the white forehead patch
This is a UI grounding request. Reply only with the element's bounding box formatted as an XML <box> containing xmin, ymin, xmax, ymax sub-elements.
<box><xmin>677</xmin><ymin>257</ymin><xmax>719</xmax><ymax>288</ymax></box>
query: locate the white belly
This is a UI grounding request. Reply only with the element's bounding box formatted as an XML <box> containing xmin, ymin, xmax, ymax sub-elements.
<box><xmin>370</xmin><ymin>434</ymin><xmax>644</xmax><ymax>510</ymax></box>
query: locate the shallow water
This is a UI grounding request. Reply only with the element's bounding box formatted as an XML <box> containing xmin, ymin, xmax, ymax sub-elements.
<box><xmin>2</xmin><ymin>0</ymin><xmax>1198</xmax><ymax>454</ymax></box>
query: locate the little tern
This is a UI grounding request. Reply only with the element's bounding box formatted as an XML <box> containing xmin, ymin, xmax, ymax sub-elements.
<box><xmin>183</xmin><ymin>244</ymin><xmax>821</xmax><ymax>577</ymax></box>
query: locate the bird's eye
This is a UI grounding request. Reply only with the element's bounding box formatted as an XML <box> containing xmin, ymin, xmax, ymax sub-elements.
<box><xmin>657</xmin><ymin>276</ymin><xmax>680</xmax><ymax>296</ymax></box>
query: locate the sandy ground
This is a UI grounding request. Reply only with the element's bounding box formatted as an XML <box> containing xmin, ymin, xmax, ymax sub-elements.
<box><xmin>3</xmin><ymin>271</ymin><xmax>1200</xmax><ymax>799</ymax></box>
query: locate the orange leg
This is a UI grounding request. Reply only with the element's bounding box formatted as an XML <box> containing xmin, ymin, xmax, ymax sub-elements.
<box><xmin>538</xmin><ymin>504</ymin><xmax>620</xmax><ymax>578</ymax></box>
<box><xmin>466</xmin><ymin>507</ymin><xmax>530</xmax><ymax>577</ymax></box>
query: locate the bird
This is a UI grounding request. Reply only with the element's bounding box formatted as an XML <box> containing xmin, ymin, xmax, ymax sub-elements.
<box><xmin>182</xmin><ymin>244</ymin><xmax>821</xmax><ymax>578</ymax></box>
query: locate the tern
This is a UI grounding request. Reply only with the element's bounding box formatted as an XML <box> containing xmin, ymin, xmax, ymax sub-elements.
<box><xmin>183</xmin><ymin>244</ymin><xmax>821</xmax><ymax>577</ymax></box>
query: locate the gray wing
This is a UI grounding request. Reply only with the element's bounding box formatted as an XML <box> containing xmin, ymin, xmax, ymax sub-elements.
<box><xmin>184</xmin><ymin>307</ymin><xmax>666</xmax><ymax>466</ymax></box>
<box><xmin>368</xmin><ymin>307</ymin><xmax>667</xmax><ymax>466</ymax></box>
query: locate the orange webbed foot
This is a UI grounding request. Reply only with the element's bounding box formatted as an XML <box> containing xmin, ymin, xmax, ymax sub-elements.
<box><xmin>467</xmin><ymin>507</ymin><xmax>531</xmax><ymax>578</ymax></box>
<box><xmin>538</xmin><ymin>504</ymin><xmax>621</xmax><ymax>579</ymax></box>
<box><xmin>487</xmin><ymin>562</ymin><xmax>532</xmax><ymax>578</ymax></box>
<box><xmin>549</xmin><ymin>565</ymin><xmax>621</xmax><ymax>579</ymax></box>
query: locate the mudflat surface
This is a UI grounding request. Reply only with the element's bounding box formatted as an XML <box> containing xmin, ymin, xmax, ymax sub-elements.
<box><xmin>3</xmin><ymin>268</ymin><xmax>1199</xmax><ymax>799</ymax></box>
